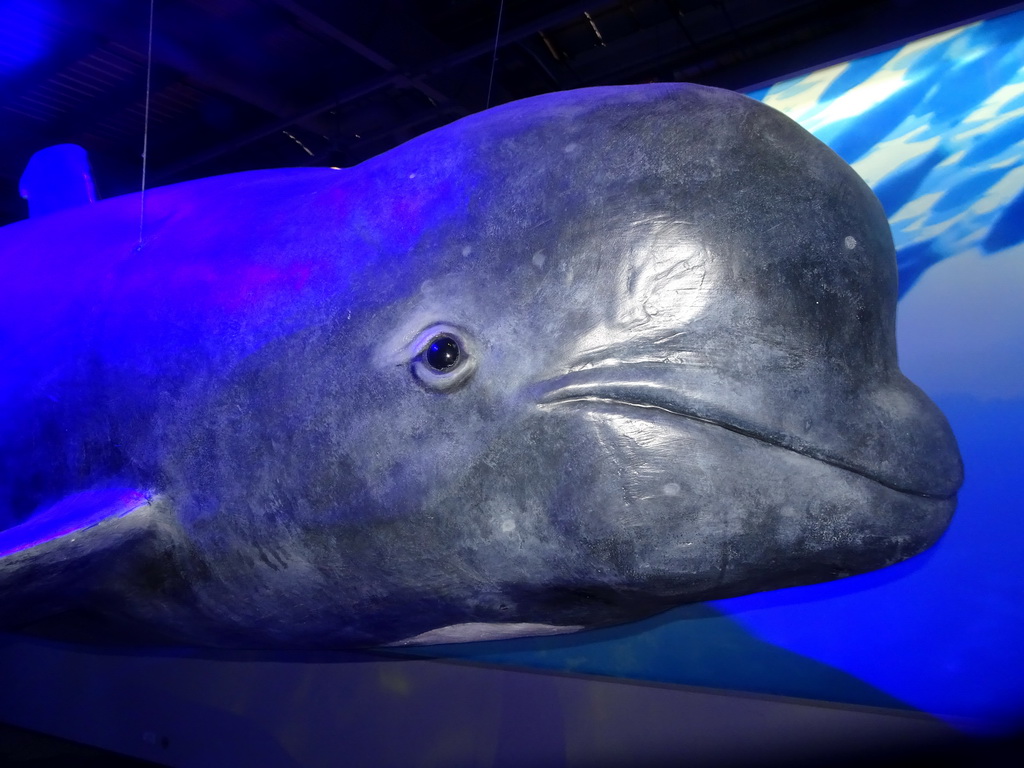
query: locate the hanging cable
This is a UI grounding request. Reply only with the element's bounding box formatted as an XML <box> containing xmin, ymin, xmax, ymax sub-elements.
<box><xmin>485</xmin><ymin>0</ymin><xmax>506</xmax><ymax>109</ymax></box>
<box><xmin>138</xmin><ymin>0</ymin><xmax>155</xmax><ymax>249</ymax></box>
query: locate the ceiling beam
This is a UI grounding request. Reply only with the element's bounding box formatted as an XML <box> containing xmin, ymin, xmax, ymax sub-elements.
<box><xmin>266</xmin><ymin>0</ymin><xmax>461</xmax><ymax>111</ymax></box>
<box><xmin>56</xmin><ymin>1</ymin><xmax>336</xmax><ymax>138</ymax></box>
<box><xmin>159</xmin><ymin>0</ymin><xmax>623</xmax><ymax>178</ymax></box>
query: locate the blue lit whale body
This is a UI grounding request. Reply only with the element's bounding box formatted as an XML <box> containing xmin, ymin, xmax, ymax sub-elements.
<box><xmin>0</xmin><ymin>84</ymin><xmax>962</xmax><ymax>648</ymax></box>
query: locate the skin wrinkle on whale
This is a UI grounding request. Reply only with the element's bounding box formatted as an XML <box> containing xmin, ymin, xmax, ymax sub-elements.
<box><xmin>0</xmin><ymin>83</ymin><xmax>962</xmax><ymax>649</ymax></box>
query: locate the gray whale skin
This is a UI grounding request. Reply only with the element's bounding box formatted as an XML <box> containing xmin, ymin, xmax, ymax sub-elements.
<box><xmin>0</xmin><ymin>84</ymin><xmax>962</xmax><ymax>648</ymax></box>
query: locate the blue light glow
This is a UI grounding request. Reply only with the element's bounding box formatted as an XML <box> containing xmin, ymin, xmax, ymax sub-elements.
<box><xmin>0</xmin><ymin>1</ymin><xmax>56</xmax><ymax>79</ymax></box>
<box><xmin>19</xmin><ymin>144</ymin><xmax>96</xmax><ymax>218</ymax></box>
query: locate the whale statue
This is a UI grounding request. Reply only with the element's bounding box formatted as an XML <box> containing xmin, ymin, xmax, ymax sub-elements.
<box><xmin>0</xmin><ymin>84</ymin><xmax>962</xmax><ymax>648</ymax></box>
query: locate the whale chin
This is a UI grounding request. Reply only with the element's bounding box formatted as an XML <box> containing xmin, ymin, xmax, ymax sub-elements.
<box><xmin>523</xmin><ymin>390</ymin><xmax>957</xmax><ymax>609</ymax></box>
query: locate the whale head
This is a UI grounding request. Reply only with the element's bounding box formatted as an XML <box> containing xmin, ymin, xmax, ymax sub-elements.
<box><xmin>0</xmin><ymin>84</ymin><xmax>961</xmax><ymax>648</ymax></box>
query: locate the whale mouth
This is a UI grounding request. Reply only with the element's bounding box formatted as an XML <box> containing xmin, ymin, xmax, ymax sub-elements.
<box><xmin>536</xmin><ymin>367</ymin><xmax>956</xmax><ymax>501</ymax></box>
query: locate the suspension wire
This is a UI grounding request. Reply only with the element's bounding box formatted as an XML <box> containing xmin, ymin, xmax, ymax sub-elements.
<box><xmin>139</xmin><ymin>0</ymin><xmax>155</xmax><ymax>249</ymax></box>
<box><xmin>485</xmin><ymin>0</ymin><xmax>506</xmax><ymax>109</ymax></box>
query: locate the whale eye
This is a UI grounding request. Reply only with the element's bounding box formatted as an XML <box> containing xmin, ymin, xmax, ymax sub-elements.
<box><xmin>410</xmin><ymin>325</ymin><xmax>477</xmax><ymax>392</ymax></box>
<box><xmin>425</xmin><ymin>335</ymin><xmax>460</xmax><ymax>372</ymax></box>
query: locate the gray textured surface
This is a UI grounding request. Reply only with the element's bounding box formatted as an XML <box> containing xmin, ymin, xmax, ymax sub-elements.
<box><xmin>0</xmin><ymin>84</ymin><xmax>961</xmax><ymax>648</ymax></box>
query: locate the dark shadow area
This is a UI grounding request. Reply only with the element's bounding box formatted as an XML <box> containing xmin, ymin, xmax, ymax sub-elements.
<box><xmin>2</xmin><ymin>717</ymin><xmax>1022</xmax><ymax>768</ymax></box>
<box><xmin>612</xmin><ymin>729</ymin><xmax>1024</xmax><ymax>768</ymax></box>
<box><xmin>747</xmin><ymin>729</ymin><xmax>1024</xmax><ymax>768</ymax></box>
<box><xmin>0</xmin><ymin>628</ymin><xmax>390</xmax><ymax>666</ymax></box>
<box><xmin>0</xmin><ymin>721</ymin><xmax>164</xmax><ymax>767</ymax></box>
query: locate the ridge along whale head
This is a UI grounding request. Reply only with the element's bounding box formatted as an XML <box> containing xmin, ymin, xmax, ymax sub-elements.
<box><xmin>0</xmin><ymin>83</ymin><xmax>961</xmax><ymax>648</ymax></box>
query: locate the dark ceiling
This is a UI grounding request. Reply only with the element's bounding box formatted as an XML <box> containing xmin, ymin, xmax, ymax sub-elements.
<box><xmin>0</xmin><ymin>0</ymin><xmax>1017</xmax><ymax>226</ymax></box>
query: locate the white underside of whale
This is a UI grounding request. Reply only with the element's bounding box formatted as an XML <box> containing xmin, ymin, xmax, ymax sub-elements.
<box><xmin>386</xmin><ymin>622</ymin><xmax>585</xmax><ymax>646</ymax></box>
